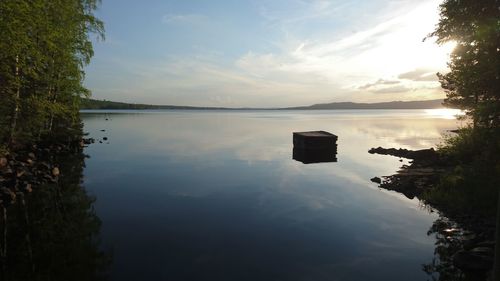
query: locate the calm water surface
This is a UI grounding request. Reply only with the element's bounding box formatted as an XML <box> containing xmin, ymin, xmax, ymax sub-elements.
<box><xmin>81</xmin><ymin>109</ymin><xmax>461</xmax><ymax>281</ymax></box>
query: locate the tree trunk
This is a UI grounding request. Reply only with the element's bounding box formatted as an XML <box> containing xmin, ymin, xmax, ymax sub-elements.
<box><xmin>8</xmin><ymin>56</ymin><xmax>21</xmax><ymax>146</ymax></box>
<box><xmin>47</xmin><ymin>61</ymin><xmax>58</xmax><ymax>133</ymax></box>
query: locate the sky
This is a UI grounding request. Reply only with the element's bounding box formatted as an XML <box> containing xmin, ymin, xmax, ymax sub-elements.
<box><xmin>84</xmin><ymin>0</ymin><xmax>456</xmax><ymax>107</ymax></box>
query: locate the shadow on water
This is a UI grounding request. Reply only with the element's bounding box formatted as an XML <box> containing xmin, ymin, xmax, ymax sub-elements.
<box><xmin>423</xmin><ymin>217</ymin><xmax>469</xmax><ymax>281</ymax></box>
<box><xmin>422</xmin><ymin>216</ymin><xmax>494</xmax><ymax>281</ymax></box>
<box><xmin>292</xmin><ymin>148</ymin><xmax>338</xmax><ymax>164</ymax></box>
<box><xmin>0</xmin><ymin>149</ymin><xmax>111</xmax><ymax>280</ymax></box>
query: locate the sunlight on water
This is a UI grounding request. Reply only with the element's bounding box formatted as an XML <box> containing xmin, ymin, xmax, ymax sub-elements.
<box><xmin>424</xmin><ymin>108</ymin><xmax>464</xmax><ymax>120</ymax></box>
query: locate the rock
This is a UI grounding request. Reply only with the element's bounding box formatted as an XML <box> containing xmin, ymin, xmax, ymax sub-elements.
<box><xmin>368</xmin><ymin>147</ymin><xmax>438</xmax><ymax>161</ymax></box>
<box><xmin>370</xmin><ymin>177</ymin><xmax>382</xmax><ymax>184</ymax></box>
<box><xmin>0</xmin><ymin>157</ymin><xmax>7</xmax><ymax>168</ymax></box>
<box><xmin>52</xmin><ymin>167</ymin><xmax>60</xmax><ymax>177</ymax></box>
<box><xmin>24</xmin><ymin>184</ymin><xmax>32</xmax><ymax>193</ymax></box>
<box><xmin>453</xmin><ymin>247</ymin><xmax>494</xmax><ymax>272</ymax></box>
<box><xmin>28</xmin><ymin>152</ymin><xmax>36</xmax><ymax>159</ymax></box>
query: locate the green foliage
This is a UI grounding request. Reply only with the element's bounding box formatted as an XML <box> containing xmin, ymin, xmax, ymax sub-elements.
<box><xmin>424</xmin><ymin>162</ymin><xmax>499</xmax><ymax>216</ymax></box>
<box><xmin>0</xmin><ymin>0</ymin><xmax>104</xmax><ymax>146</ymax></box>
<box><xmin>438</xmin><ymin>127</ymin><xmax>500</xmax><ymax>164</ymax></box>
<box><xmin>424</xmin><ymin>126</ymin><xmax>500</xmax><ymax>216</ymax></box>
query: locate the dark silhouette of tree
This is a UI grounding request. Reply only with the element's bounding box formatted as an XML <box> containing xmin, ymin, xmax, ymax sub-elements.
<box><xmin>430</xmin><ymin>0</ymin><xmax>500</xmax><ymax>131</ymax></box>
<box><xmin>428</xmin><ymin>1</ymin><xmax>500</xmax><ymax>280</ymax></box>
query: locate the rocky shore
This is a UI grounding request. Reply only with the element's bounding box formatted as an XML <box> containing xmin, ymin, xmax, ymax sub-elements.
<box><xmin>0</xmin><ymin>138</ymin><xmax>94</xmax><ymax>207</ymax></box>
<box><xmin>369</xmin><ymin>146</ymin><xmax>496</xmax><ymax>279</ymax></box>
<box><xmin>368</xmin><ymin>147</ymin><xmax>446</xmax><ymax>199</ymax></box>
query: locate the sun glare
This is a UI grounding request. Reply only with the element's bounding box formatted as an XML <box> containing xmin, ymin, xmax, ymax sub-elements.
<box><xmin>425</xmin><ymin>108</ymin><xmax>464</xmax><ymax>119</ymax></box>
<box><xmin>364</xmin><ymin>3</ymin><xmax>457</xmax><ymax>77</ymax></box>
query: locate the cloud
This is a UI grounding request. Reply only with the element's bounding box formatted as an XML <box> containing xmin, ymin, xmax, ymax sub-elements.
<box><xmin>259</xmin><ymin>0</ymin><xmax>354</xmax><ymax>26</ymax></box>
<box><xmin>234</xmin><ymin>0</ymin><xmax>447</xmax><ymax>88</ymax></box>
<box><xmin>88</xmin><ymin>0</ymin><xmax>450</xmax><ymax>106</ymax></box>
<box><xmin>161</xmin><ymin>14</ymin><xmax>206</xmax><ymax>25</ymax></box>
<box><xmin>398</xmin><ymin>68</ymin><xmax>438</xmax><ymax>81</ymax></box>
<box><xmin>372</xmin><ymin>85</ymin><xmax>412</xmax><ymax>94</ymax></box>
<box><xmin>358</xmin><ymin>79</ymin><xmax>400</xmax><ymax>90</ymax></box>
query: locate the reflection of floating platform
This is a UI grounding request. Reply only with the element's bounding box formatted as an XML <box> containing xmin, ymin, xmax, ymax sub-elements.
<box><xmin>292</xmin><ymin>131</ymin><xmax>338</xmax><ymax>164</ymax></box>
<box><xmin>293</xmin><ymin>131</ymin><xmax>338</xmax><ymax>150</ymax></box>
<box><xmin>293</xmin><ymin>148</ymin><xmax>337</xmax><ymax>164</ymax></box>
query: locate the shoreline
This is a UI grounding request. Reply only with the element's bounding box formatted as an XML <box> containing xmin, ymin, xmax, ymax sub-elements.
<box><xmin>369</xmin><ymin>146</ymin><xmax>495</xmax><ymax>278</ymax></box>
<box><xmin>0</xmin><ymin>138</ymin><xmax>92</xmax><ymax>207</ymax></box>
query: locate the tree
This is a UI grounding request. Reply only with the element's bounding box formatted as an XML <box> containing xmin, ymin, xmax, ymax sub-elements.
<box><xmin>430</xmin><ymin>1</ymin><xmax>500</xmax><ymax>279</ymax></box>
<box><xmin>430</xmin><ymin>0</ymin><xmax>500</xmax><ymax>131</ymax></box>
<box><xmin>0</xmin><ymin>0</ymin><xmax>104</xmax><ymax>147</ymax></box>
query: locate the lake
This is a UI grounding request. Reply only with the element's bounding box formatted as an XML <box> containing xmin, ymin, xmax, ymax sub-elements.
<box><xmin>81</xmin><ymin>109</ymin><xmax>461</xmax><ymax>281</ymax></box>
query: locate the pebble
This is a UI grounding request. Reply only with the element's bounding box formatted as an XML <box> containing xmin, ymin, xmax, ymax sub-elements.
<box><xmin>52</xmin><ymin>167</ymin><xmax>60</xmax><ymax>177</ymax></box>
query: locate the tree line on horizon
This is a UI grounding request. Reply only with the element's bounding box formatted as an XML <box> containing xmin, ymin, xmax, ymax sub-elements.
<box><xmin>0</xmin><ymin>0</ymin><xmax>104</xmax><ymax>149</ymax></box>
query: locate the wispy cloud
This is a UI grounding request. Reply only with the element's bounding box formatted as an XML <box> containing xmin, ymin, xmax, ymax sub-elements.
<box><xmin>230</xmin><ymin>0</ymin><xmax>449</xmax><ymax>101</ymax></box>
<box><xmin>259</xmin><ymin>0</ymin><xmax>354</xmax><ymax>26</ymax></box>
<box><xmin>358</xmin><ymin>79</ymin><xmax>401</xmax><ymax>90</ymax></box>
<box><xmin>398</xmin><ymin>68</ymin><xmax>438</xmax><ymax>81</ymax></box>
<box><xmin>372</xmin><ymin>85</ymin><xmax>412</xmax><ymax>94</ymax></box>
<box><xmin>161</xmin><ymin>13</ymin><xmax>206</xmax><ymax>25</ymax></box>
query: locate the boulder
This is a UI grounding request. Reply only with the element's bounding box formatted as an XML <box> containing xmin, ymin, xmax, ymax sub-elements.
<box><xmin>0</xmin><ymin>157</ymin><xmax>7</xmax><ymax>168</ymax></box>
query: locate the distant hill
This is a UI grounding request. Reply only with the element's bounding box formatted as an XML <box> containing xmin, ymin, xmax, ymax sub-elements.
<box><xmin>286</xmin><ymin>99</ymin><xmax>444</xmax><ymax>110</ymax></box>
<box><xmin>81</xmin><ymin>98</ymin><xmax>445</xmax><ymax>110</ymax></box>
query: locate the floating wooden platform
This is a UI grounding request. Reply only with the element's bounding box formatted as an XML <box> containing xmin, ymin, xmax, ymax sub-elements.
<box><xmin>292</xmin><ymin>131</ymin><xmax>338</xmax><ymax>164</ymax></box>
<box><xmin>293</xmin><ymin>131</ymin><xmax>338</xmax><ymax>150</ymax></box>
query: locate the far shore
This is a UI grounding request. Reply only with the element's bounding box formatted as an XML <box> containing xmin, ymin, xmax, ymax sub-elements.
<box><xmin>81</xmin><ymin>98</ymin><xmax>448</xmax><ymax>111</ymax></box>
